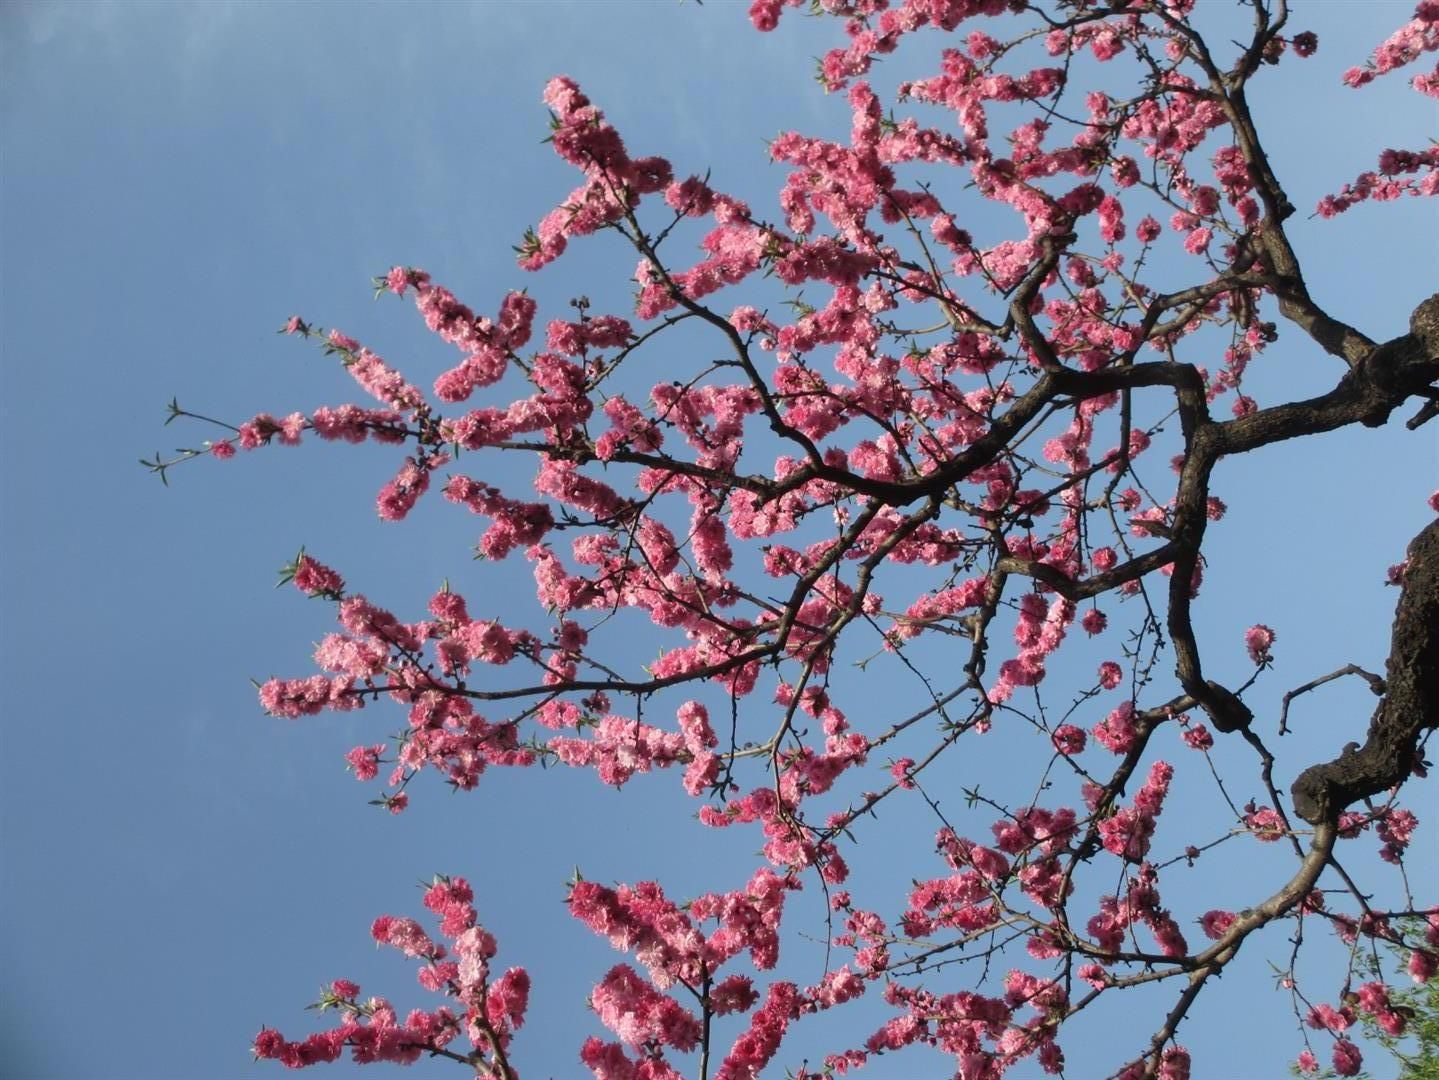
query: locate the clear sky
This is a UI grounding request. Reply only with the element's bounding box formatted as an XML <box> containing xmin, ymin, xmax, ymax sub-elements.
<box><xmin>1</xmin><ymin>2</ymin><xmax>1436</xmax><ymax>1079</ymax></box>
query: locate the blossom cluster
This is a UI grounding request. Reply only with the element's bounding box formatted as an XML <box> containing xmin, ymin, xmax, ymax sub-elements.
<box><xmin>1321</xmin><ymin>1</ymin><xmax>1439</xmax><ymax>215</ymax></box>
<box><xmin>252</xmin><ymin>877</ymin><xmax>527</xmax><ymax>1075</ymax></box>
<box><xmin>567</xmin><ymin>870</ymin><xmax>806</xmax><ymax>1078</ymax></box>
<box><xmin>174</xmin><ymin>2</ymin><xmax>1439</xmax><ymax>1077</ymax></box>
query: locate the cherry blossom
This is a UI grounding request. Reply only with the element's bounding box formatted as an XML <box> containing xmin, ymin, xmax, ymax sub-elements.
<box><xmin>156</xmin><ymin>2</ymin><xmax>1439</xmax><ymax>1077</ymax></box>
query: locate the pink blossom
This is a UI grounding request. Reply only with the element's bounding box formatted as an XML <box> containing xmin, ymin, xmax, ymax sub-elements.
<box><xmin>1411</xmin><ymin>948</ymin><xmax>1438</xmax><ymax>981</ymax></box>
<box><xmin>1244</xmin><ymin>623</ymin><xmax>1276</xmax><ymax>664</ymax></box>
<box><xmin>1199</xmin><ymin>909</ymin><xmax>1236</xmax><ymax>939</ymax></box>
<box><xmin>292</xmin><ymin>554</ymin><xmax>345</xmax><ymax>597</ymax></box>
<box><xmin>1183</xmin><ymin>227</ymin><xmax>1212</xmax><ymax>254</ymax></box>
<box><xmin>1157</xmin><ymin>1047</ymin><xmax>1191</xmax><ymax>1080</ymax></box>
<box><xmin>166</xmin><ymin>8</ymin><xmax>1439</xmax><ymax>1073</ymax></box>
<box><xmin>345</xmin><ymin>744</ymin><xmax>385</xmax><ymax>782</ymax></box>
<box><xmin>1332</xmin><ymin>1038</ymin><xmax>1362</xmax><ymax>1076</ymax></box>
<box><xmin>1377</xmin><ymin>807</ymin><xmax>1418</xmax><ymax>861</ymax></box>
<box><xmin>714</xmin><ymin>981</ymin><xmax>798</xmax><ymax>1080</ymax></box>
<box><xmin>1244</xmin><ymin>804</ymin><xmax>1287</xmax><ymax>842</ymax></box>
<box><xmin>1052</xmin><ymin>724</ymin><xmax>1086</xmax><ymax>756</ymax></box>
<box><xmin>1098</xmin><ymin>661</ymin><xmax>1123</xmax><ymax>690</ymax></box>
<box><xmin>890</xmin><ymin>758</ymin><xmax>917</xmax><ymax>789</ymax></box>
<box><xmin>590</xmin><ymin>964</ymin><xmax>700</xmax><ymax>1050</ymax></box>
<box><xmin>1093</xmin><ymin>701</ymin><xmax>1139</xmax><ymax>754</ymax></box>
<box><xmin>1181</xmin><ymin>723</ymin><xmax>1213</xmax><ymax>751</ymax></box>
<box><xmin>1099</xmin><ymin>761</ymin><xmax>1172</xmax><ymax>861</ymax></box>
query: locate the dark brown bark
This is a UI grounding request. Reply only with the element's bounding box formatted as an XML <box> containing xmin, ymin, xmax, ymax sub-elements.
<box><xmin>1292</xmin><ymin>517</ymin><xmax>1439</xmax><ymax>824</ymax></box>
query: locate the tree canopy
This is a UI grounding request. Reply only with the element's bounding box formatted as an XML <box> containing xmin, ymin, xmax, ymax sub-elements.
<box><xmin>156</xmin><ymin>2</ymin><xmax>1439</xmax><ymax>1078</ymax></box>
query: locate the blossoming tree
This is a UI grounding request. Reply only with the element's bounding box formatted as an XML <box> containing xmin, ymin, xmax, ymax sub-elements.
<box><xmin>153</xmin><ymin>1</ymin><xmax>1439</xmax><ymax>1077</ymax></box>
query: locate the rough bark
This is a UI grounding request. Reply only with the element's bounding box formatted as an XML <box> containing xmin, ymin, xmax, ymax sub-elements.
<box><xmin>1292</xmin><ymin>517</ymin><xmax>1439</xmax><ymax>824</ymax></box>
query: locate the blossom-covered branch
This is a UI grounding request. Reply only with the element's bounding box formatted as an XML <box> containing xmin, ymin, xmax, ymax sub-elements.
<box><xmin>165</xmin><ymin>2</ymin><xmax>1439</xmax><ymax>1077</ymax></box>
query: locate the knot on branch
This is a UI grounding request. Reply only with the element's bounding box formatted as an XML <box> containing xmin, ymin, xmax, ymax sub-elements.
<box><xmin>1201</xmin><ymin>679</ymin><xmax>1253</xmax><ymax>734</ymax></box>
<box><xmin>1352</xmin><ymin>292</ymin><xmax>1439</xmax><ymax>428</ymax></box>
<box><xmin>1410</xmin><ymin>291</ymin><xmax>1439</xmax><ymax>348</ymax></box>
<box><xmin>1291</xmin><ymin>519</ymin><xmax>1439</xmax><ymax>824</ymax></box>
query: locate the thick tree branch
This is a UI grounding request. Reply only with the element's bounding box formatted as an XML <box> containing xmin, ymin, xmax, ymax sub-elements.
<box><xmin>1291</xmin><ymin>518</ymin><xmax>1439</xmax><ymax>824</ymax></box>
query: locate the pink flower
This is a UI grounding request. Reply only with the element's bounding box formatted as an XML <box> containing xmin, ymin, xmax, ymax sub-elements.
<box><xmin>590</xmin><ymin>964</ymin><xmax>700</xmax><ymax>1050</ymax></box>
<box><xmin>710</xmin><ymin>975</ymin><xmax>759</xmax><ymax>1016</ymax></box>
<box><xmin>1199</xmin><ymin>909</ymin><xmax>1236</xmax><ymax>939</ymax></box>
<box><xmin>1356</xmin><ymin>981</ymin><xmax>1391</xmax><ymax>1014</ymax></box>
<box><xmin>292</xmin><ymin>554</ymin><xmax>345</xmax><ymax>597</ymax></box>
<box><xmin>1244</xmin><ymin>804</ymin><xmax>1286</xmax><ymax>841</ymax></box>
<box><xmin>1098</xmin><ymin>661</ymin><xmax>1123</xmax><ymax>690</ymax></box>
<box><xmin>1181</xmin><ymin>723</ymin><xmax>1213</xmax><ymax>751</ymax></box>
<box><xmin>1411</xmin><ymin>948</ymin><xmax>1438</xmax><ymax>981</ymax></box>
<box><xmin>1093</xmin><ymin>701</ymin><xmax>1138</xmax><ymax>754</ymax></box>
<box><xmin>253</xmin><ymin>1028</ymin><xmax>286</xmax><ymax>1059</ymax></box>
<box><xmin>1377</xmin><ymin>807</ymin><xmax>1418</xmax><ymax>861</ymax></box>
<box><xmin>1183</xmin><ymin>227</ymin><xmax>1212</xmax><ymax>254</ymax></box>
<box><xmin>384</xmin><ymin>266</ymin><xmax>411</xmax><ymax>295</ymax></box>
<box><xmin>1244</xmin><ymin>624</ymin><xmax>1276</xmax><ymax>664</ymax></box>
<box><xmin>1157</xmin><ymin>1047</ymin><xmax>1191</xmax><ymax>1080</ymax></box>
<box><xmin>345</xmin><ymin>744</ymin><xmax>385</xmax><ymax>782</ymax></box>
<box><xmin>890</xmin><ymin>758</ymin><xmax>916</xmax><ymax>789</ymax></box>
<box><xmin>748</xmin><ymin>0</ymin><xmax>785</xmax><ymax>32</ymax></box>
<box><xmin>1078</xmin><ymin>963</ymin><xmax>1107</xmax><ymax>989</ymax></box>
<box><xmin>1099</xmin><ymin>761</ymin><xmax>1172</xmax><ymax>861</ymax></box>
<box><xmin>1332</xmin><ymin>1038</ymin><xmax>1362</xmax><ymax>1076</ymax></box>
<box><xmin>1052</xmin><ymin>724</ymin><xmax>1087</xmax><ymax>756</ymax></box>
<box><xmin>258</xmin><ymin>675</ymin><xmax>336</xmax><ymax>719</ymax></box>
<box><xmin>714</xmin><ymin>981</ymin><xmax>797</xmax><ymax>1080</ymax></box>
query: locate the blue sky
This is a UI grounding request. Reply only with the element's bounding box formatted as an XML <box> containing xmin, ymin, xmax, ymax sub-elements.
<box><xmin>2</xmin><ymin>2</ymin><xmax>1436</xmax><ymax>1079</ymax></box>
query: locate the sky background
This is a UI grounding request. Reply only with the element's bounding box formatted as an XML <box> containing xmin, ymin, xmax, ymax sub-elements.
<box><xmin>2</xmin><ymin>2</ymin><xmax>1437</xmax><ymax>1079</ymax></box>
